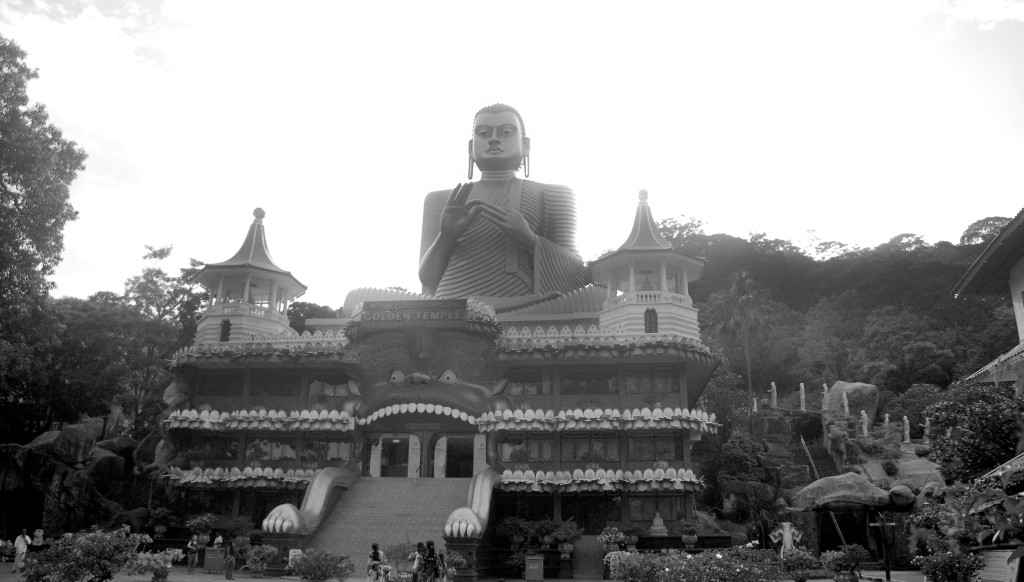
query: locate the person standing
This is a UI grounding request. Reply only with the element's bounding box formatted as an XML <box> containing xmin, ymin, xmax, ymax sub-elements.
<box><xmin>418</xmin><ymin>541</ymin><xmax>441</xmax><ymax>582</ymax></box>
<box><xmin>186</xmin><ymin>535</ymin><xmax>199</xmax><ymax>574</ymax></box>
<box><xmin>410</xmin><ymin>542</ymin><xmax>426</xmax><ymax>582</ymax></box>
<box><xmin>12</xmin><ymin>529</ymin><xmax>30</xmax><ymax>573</ymax></box>
<box><xmin>223</xmin><ymin>538</ymin><xmax>236</xmax><ymax>580</ymax></box>
<box><xmin>367</xmin><ymin>542</ymin><xmax>388</xmax><ymax>582</ymax></box>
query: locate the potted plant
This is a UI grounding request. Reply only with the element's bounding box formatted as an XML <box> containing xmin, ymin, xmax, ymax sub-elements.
<box><xmin>534</xmin><ymin>519</ymin><xmax>558</xmax><ymax>547</ymax></box>
<box><xmin>780</xmin><ymin>546</ymin><xmax>821</xmax><ymax>582</ymax></box>
<box><xmin>553</xmin><ymin>519</ymin><xmax>582</xmax><ymax>558</ymax></box>
<box><xmin>186</xmin><ymin>513</ymin><xmax>217</xmax><ymax>546</ymax></box>
<box><xmin>127</xmin><ymin>549</ymin><xmax>185</xmax><ymax>582</ymax></box>
<box><xmin>912</xmin><ymin>550</ymin><xmax>985</xmax><ymax>582</ymax></box>
<box><xmin>290</xmin><ymin>548</ymin><xmax>354</xmax><ymax>582</ymax></box>
<box><xmin>147</xmin><ymin>507</ymin><xmax>177</xmax><ymax>539</ymax></box>
<box><xmin>247</xmin><ymin>545</ymin><xmax>280</xmax><ymax>578</ymax></box>
<box><xmin>821</xmin><ymin>544</ymin><xmax>870</xmax><ymax>582</ymax></box>
<box><xmin>508</xmin><ymin>447</ymin><xmax>531</xmax><ymax>470</ymax></box>
<box><xmin>680</xmin><ymin>521</ymin><xmax>699</xmax><ymax>548</ymax></box>
<box><xmin>597</xmin><ymin>526</ymin><xmax>625</xmax><ymax>552</ymax></box>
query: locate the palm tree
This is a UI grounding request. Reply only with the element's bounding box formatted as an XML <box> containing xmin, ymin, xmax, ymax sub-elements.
<box><xmin>707</xmin><ymin>271</ymin><xmax>775</xmax><ymax>398</ymax></box>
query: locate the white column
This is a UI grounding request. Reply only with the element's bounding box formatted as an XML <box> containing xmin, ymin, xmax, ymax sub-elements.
<box><xmin>268</xmin><ymin>281</ymin><xmax>278</xmax><ymax>313</ymax></box>
<box><xmin>659</xmin><ymin>262</ymin><xmax>668</xmax><ymax>292</ymax></box>
<box><xmin>433</xmin><ymin>437</ymin><xmax>447</xmax><ymax>478</ymax></box>
<box><xmin>369</xmin><ymin>438</ymin><xmax>382</xmax><ymax>478</ymax></box>
<box><xmin>473</xmin><ymin>434</ymin><xmax>488</xmax><ymax>474</ymax></box>
<box><xmin>242</xmin><ymin>275</ymin><xmax>252</xmax><ymax>302</ymax></box>
<box><xmin>629</xmin><ymin>265</ymin><xmax>636</xmax><ymax>292</ymax></box>
<box><xmin>216</xmin><ymin>278</ymin><xmax>225</xmax><ymax>305</ymax></box>
<box><xmin>682</xmin><ymin>270</ymin><xmax>689</xmax><ymax>296</ymax></box>
<box><xmin>407</xmin><ymin>434</ymin><xmax>421</xmax><ymax>478</ymax></box>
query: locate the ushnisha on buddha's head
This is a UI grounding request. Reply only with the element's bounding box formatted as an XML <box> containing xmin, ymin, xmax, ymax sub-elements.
<box><xmin>467</xmin><ymin>103</ymin><xmax>531</xmax><ymax>177</ymax></box>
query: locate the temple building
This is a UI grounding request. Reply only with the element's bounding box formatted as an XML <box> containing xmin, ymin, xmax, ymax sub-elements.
<box><xmin>157</xmin><ymin>191</ymin><xmax>718</xmax><ymax>575</ymax></box>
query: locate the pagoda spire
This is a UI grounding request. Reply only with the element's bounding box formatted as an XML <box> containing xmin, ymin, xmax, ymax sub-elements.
<box><xmin>618</xmin><ymin>190</ymin><xmax>673</xmax><ymax>251</ymax></box>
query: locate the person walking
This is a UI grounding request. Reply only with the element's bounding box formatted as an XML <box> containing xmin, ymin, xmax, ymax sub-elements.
<box><xmin>418</xmin><ymin>541</ymin><xmax>441</xmax><ymax>582</ymax></box>
<box><xmin>186</xmin><ymin>535</ymin><xmax>199</xmax><ymax>574</ymax></box>
<box><xmin>12</xmin><ymin>529</ymin><xmax>30</xmax><ymax>573</ymax></box>
<box><xmin>409</xmin><ymin>542</ymin><xmax>426</xmax><ymax>582</ymax></box>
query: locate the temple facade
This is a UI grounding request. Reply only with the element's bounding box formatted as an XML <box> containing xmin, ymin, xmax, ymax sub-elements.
<box><xmin>157</xmin><ymin>192</ymin><xmax>718</xmax><ymax>571</ymax></box>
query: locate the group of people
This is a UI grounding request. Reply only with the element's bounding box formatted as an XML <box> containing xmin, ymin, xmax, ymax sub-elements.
<box><xmin>186</xmin><ymin>533</ymin><xmax>238</xmax><ymax>579</ymax></box>
<box><xmin>367</xmin><ymin>540</ymin><xmax>447</xmax><ymax>582</ymax></box>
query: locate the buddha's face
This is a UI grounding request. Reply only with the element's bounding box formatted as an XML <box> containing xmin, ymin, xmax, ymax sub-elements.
<box><xmin>470</xmin><ymin>110</ymin><xmax>529</xmax><ymax>172</ymax></box>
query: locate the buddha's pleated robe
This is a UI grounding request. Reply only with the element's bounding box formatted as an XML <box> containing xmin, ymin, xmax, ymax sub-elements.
<box><xmin>434</xmin><ymin>179</ymin><xmax>590</xmax><ymax>299</ymax></box>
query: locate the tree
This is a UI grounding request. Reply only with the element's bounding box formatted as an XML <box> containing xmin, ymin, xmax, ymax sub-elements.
<box><xmin>926</xmin><ymin>382</ymin><xmax>1024</xmax><ymax>482</ymax></box>
<box><xmin>0</xmin><ymin>35</ymin><xmax>87</xmax><ymax>438</ymax></box>
<box><xmin>707</xmin><ymin>271</ymin><xmax>775</xmax><ymax>398</ymax></box>
<box><xmin>287</xmin><ymin>301</ymin><xmax>338</xmax><ymax>335</ymax></box>
<box><xmin>959</xmin><ymin>216</ymin><xmax>1010</xmax><ymax>246</ymax></box>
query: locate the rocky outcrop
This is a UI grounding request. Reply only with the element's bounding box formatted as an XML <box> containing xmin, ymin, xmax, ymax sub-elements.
<box><xmin>0</xmin><ymin>424</ymin><xmax>139</xmax><ymax>534</ymax></box>
<box><xmin>790</xmin><ymin>472</ymin><xmax>890</xmax><ymax>511</ymax></box>
<box><xmin>824</xmin><ymin>381</ymin><xmax>879</xmax><ymax>425</ymax></box>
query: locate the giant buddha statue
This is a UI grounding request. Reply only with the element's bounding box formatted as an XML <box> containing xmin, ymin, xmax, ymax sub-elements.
<box><xmin>419</xmin><ymin>104</ymin><xmax>590</xmax><ymax>312</ymax></box>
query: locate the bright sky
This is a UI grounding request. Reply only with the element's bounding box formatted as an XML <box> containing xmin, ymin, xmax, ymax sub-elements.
<box><xmin>2</xmin><ymin>0</ymin><xmax>1023</xmax><ymax>307</ymax></box>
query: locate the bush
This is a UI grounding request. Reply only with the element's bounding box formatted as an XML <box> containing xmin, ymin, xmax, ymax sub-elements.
<box><xmin>23</xmin><ymin>527</ymin><xmax>152</xmax><ymax>582</ymax></box>
<box><xmin>882</xmin><ymin>460</ymin><xmax>899</xmax><ymax>477</ymax></box>
<box><xmin>290</xmin><ymin>549</ymin><xmax>355</xmax><ymax>582</ymax></box>
<box><xmin>186</xmin><ymin>513</ymin><xmax>218</xmax><ymax>535</ymax></box>
<box><xmin>821</xmin><ymin>544</ymin><xmax>870</xmax><ymax>574</ymax></box>
<box><xmin>718</xmin><ymin>434</ymin><xmax>769</xmax><ymax>483</ymax></box>
<box><xmin>912</xmin><ymin>551</ymin><xmax>984</xmax><ymax>582</ymax></box>
<box><xmin>780</xmin><ymin>547</ymin><xmax>820</xmax><ymax>573</ymax></box>
<box><xmin>125</xmin><ymin>549</ymin><xmax>185</xmax><ymax>579</ymax></box>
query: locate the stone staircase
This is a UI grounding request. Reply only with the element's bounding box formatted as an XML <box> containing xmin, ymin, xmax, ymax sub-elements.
<box><xmin>801</xmin><ymin>440</ymin><xmax>840</xmax><ymax>479</ymax></box>
<box><xmin>571</xmin><ymin>535</ymin><xmax>606</xmax><ymax>579</ymax></box>
<box><xmin>307</xmin><ymin>477</ymin><xmax>471</xmax><ymax>557</ymax></box>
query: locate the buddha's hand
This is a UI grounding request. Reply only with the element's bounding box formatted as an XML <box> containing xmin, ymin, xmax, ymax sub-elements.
<box><xmin>468</xmin><ymin>199</ymin><xmax>538</xmax><ymax>250</ymax></box>
<box><xmin>439</xmin><ymin>183</ymin><xmax>482</xmax><ymax>239</ymax></box>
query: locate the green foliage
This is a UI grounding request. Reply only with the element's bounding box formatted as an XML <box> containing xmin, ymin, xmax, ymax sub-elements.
<box><xmin>706</xmin><ymin>271</ymin><xmax>775</xmax><ymax>396</ymax></box>
<box><xmin>186</xmin><ymin>513</ymin><xmax>217</xmax><ymax>535</ymax></box>
<box><xmin>287</xmin><ymin>301</ymin><xmax>339</xmax><ymax>335</ymax></box>
<box><xmin>718</xmin><ymin>434</ymin><xmax>769</xmax><ymax>483</ymax></box>
<box><xmin>883</xmin><ymin>384</ymin><xmax>944</xmax><ymax>440</ymax></box>
<box><xmin>912</xmin><ymin>551</ymin><xmax>985</xmax><ymax>582</ymax></box>
<box><xmin>789</xmin><ymin>413</ymin><xmax>824</xmax><ymax>442</ymax></box>
<box><xmin>925</xmin><ymin>382</ymin><xmax>1024</xmax><ymax>482</ymax></box>
<box><xmin>882</xmin><ymin>460</ymin><xmax>899</xmax><ymax>477</ymax></box>
<box><xmin>552</xmin><ymin>519</ymin><xmax>582</xmax><ymax>543</ymax></box>
<box><xmin>290</xmin><ymin>549</ymin><xmax>355</xmax><ymax>582</ymax></box>
<box><xmin>780</xmin><ymin>546</ymin><xmax>820</xmax><ymax>573</ymax></box>
<box><xmin>23</xmin><ymin>527</ymin><xmax>151</xmax><ymax>582</ymax></box>
<box><xmin>820</xmin><ymin>544</ymin><xmax>870</xmax><ymax>573</ymax></box>
<box><xmin>246</xmin><ymin>545</ymin><xmax>280</xmax><ymax>570</ymax></box>
<box><xmin>124</xmin><ymin>549</ymin><xmax>185</xmax><ymax>579</ymax></box>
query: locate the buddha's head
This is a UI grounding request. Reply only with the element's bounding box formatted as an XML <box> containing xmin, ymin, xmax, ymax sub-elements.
<box><xmin>469</xmin><ymin>103</ymin><xmax>530</xmax><ymax>173</ymax></box>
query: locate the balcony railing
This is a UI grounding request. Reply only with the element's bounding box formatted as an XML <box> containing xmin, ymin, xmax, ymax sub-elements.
<box><xmin>203</xmin><ymin>302</ymin><xmax>289</xmax><ymax>323</ymax></box>
<box><xmin>606</xmin><ymin>291</ymin><xmax>692</xmax><ymax>309</ymax></box>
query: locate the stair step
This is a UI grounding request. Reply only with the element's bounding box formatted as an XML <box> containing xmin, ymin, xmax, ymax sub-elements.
<box><xmin>307</xmin><ymin>478</ymin><xmax>471</xmax><ymax>557</ymax></box>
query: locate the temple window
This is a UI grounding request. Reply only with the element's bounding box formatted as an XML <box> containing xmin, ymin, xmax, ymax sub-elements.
<box><xmin>219</xmin><ymin>319</ymin><xmax>231</xmax><ymax>342</ymax></box>
<box><xmin>252</xmin><ymin>371</ymin><xmax>303</xmax><ymax>397</ymax></box>
<box><xmin>196</xmin><ymin>372</ymin><xmax>244</xmax><ymax>397</ymax></box>
<box><xmin>506</xmin><ymin>368</ymin><xmax>549</xmax><ymax>395</ymax></box>
<box><xmin>561</xmin><ymin>366</ymin><xmax>618</xmax><ymax>394</ymax></box>
<box><xmin>560</xmin><ymin>434</ymin><xmax>620</xmax><ymax>462</ymax></box>
<box><xmin>309</xmin><ymin>371</ymin><xmax>353</xmax><ymax>398</ymax></box>
<box><xmin>627</xmin><ymin>433</ymin><xmax>681</xmax><ymax>461</ymax></box>
<box><xmin>644</xmin><ymin>308</ymin><xmax>658</xmax><ymax>333</ymax></box>
<box><xmin>628</xmin><ymin>494</ymin><xmax>683</xmax><ymax>521</ymax></box>
<box><xmin>499</xmin><ymin>435</ymin><xmax>553</xmax><ymax>462</ymax></box>
<box><xmin>625</xmin><ymin>366</ymin><xmax>678</xmax><ymax>394</ymax></box>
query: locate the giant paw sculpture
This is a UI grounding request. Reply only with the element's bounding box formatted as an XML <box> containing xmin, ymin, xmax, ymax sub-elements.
<box><xmin>262</xmin><ymin>463</ymin><xmax>359</xmax><ymax>534</ymax></box>
<box><xmin>444</xmin><ymin>467</ymin><xmax>500</xmax><ymax>538</ymax></box>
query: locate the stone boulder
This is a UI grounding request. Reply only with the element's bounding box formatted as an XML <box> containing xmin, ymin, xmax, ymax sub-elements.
<box><xmin>791</xmin><ymin>472</ymin><xmax>890</xmax><ymax>511</ymax></box>
<box><xmin>889</xmin><ymin>484</ymin><xmax>915</xmax><ymax>508</ymax></box>
<box><xmin>824</xmin><ymin>381</ymin><xmax>879</xmax><ymax>425</ymax></box>
<box><xmin>51</xmin><ymin>425</ymin><xmax>96</xmax><ymax>466</ymax></box>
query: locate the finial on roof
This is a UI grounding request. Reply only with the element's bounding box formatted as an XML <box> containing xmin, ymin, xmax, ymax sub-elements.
<box><xmin>639</xmin><ymin>189</ymin><xmax>648</xmax><ymax>203</ymax></box>
<box><xmin>254</xmin><ymin>208</ymin><xmax>265</xmax><ymax>223</ymax></box>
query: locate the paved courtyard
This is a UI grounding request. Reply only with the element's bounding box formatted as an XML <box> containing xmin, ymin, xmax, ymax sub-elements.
<box><xmin>0</xmin><ymin>564</ymin><xmax>926</xmax><ymax>582</ymax></box>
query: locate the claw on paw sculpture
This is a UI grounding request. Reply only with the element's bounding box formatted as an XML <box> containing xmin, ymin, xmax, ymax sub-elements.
<box><xmin>262</xmin><ymin>464</ymin><xmax>360</xmax><ymax>534</ymax></box>
<box><xmin>444</xmin><ymin>467</ymin><xmax>500</xmax><ymax>538</ymax></box>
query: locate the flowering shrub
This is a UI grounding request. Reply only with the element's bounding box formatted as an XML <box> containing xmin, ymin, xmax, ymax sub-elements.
<box><xmin>246</xmin><ymin>545</ymin><xmax>280</xmax><ymax>572</ymax></box>
<box><xmin>290</xmin><ymin>548</ymin><xmax>355</xmax><ymax>581</ymax></box>
<box><xmin>821</xmin><ymin>544</ymin><xmax>870</xmax><ymax>574</ymax></box>
<box><xmin>912</xmin><ymin>551</ymin><xmax>984</xmax><ymax>582</ymax></box>
<box><xmin>780</xmin><ymin>546</ymin><xmax>820</xmax><ymax>573</ymax></box>
<box><xmin>186</xmin><ymin>513</ymin><xmax>218</xmax><ymax>535</ymax></box>
<box><xmin>603</xmin><ymin>548</ymin><xmax>782</xmax><ymax>582</ymax></box>
<box><xmin>23</xmin><ymin>527</ymin><xmax>152</xmax><ymax>582</ymax></box>
<box><xmin>444</xmin><ymin>550</ymin><xmax>467</xmax><ymax>578</ymax></box>
<box><xmin>125</xmin><ymin>549</ymin><xmax>185</xmax><ymax>579</ymax></box>
<box><xmin>597</xmin><ymin>526</ymin><xmax>625</xmax><ymax>551</ymax></box>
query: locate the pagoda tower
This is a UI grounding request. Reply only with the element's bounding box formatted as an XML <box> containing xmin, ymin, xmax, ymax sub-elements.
<box><xmin>192</xmin><ymin>208</ymin><xmax>306</xmax><ymax>343</ymax></box>
<box><xmin>590</xmin><ymin>190</ymin><xmax>705</xmax><ymax>338</ymax></box>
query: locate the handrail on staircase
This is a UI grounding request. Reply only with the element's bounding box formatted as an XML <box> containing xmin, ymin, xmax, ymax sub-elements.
<box><xmin>800</xmin><ymin>435</ymin><xmax>848</xmax><ymax>547</ymax></box>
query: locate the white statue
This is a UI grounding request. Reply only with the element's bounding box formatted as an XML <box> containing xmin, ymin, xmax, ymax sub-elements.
<box><xmin>903</xmin><ymin>416</ymin><xmax>910</xmax><ymax>444</ymax></box>
<box><xmin>923</xmin><ymin>417</ymin><xmax>931</xmax><ymax>443</ymax></box>
<box><xmin>769</xmin><ymin>522</ymin><xmax>803</xmax><ymax>558</ymax></box>
<box><xmin>799</xmin><ymin>383</ymin><xmax>806</xmax><ymax>411</ymax></box>
<box><xmin>884</xmin><ymin>413</ymin><xmax>890</xmax><ymax>429</ymax></box>
<box><xmin>822</xmin><ymin>383</ymin><xmax>829</xmax><ymax>408</ymax></box>
<box><xmin>752</xmin><ymin>397</ymin><xmax>758</xmax><ymax>413</ymax></box>
<box><xmin>769</xmin><ymin>382</ymin><xmax>778</xmax><ymax>409</ymax></box>
<box><xmin>842</xmin><ymin>392</ymin><xmax>849</xmax><ymax>416</ymax></box>
<box><xmin>861</xmin><ymin>409</ymin><xmax>869</xmax><ymax>436</ymax></box>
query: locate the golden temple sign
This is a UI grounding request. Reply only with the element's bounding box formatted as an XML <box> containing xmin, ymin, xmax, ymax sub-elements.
<box><xmin>360</xmin><ymin>299</ymin><xmax>468</xmax><ymax>329</ymax></box>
